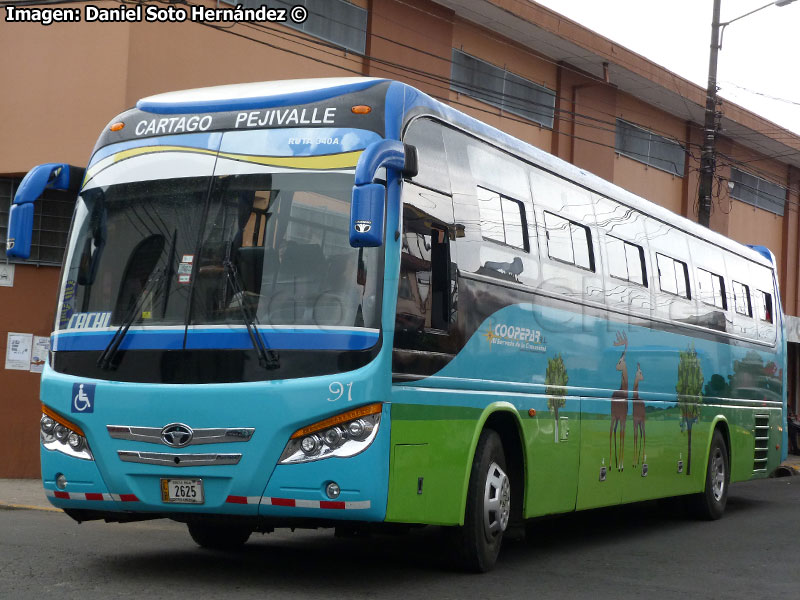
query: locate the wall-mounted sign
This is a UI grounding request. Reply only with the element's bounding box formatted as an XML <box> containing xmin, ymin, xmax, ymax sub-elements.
<box><xmin>0</xmin><ymin>263</ymin><xmax>14</xmax><ymax>287</ymax></box>
<box><xmin>6</xmin><ymin>332</ymin><xmax>32</xmax><ymax>370</ymax></box>
<box><xmin>30</xmin><ymin>336</ymin><xmax>50</xmax><ymax>373</ymax></box>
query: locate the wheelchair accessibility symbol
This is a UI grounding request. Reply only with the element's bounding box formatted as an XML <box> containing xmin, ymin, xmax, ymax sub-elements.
<box><xmin>71</xmin><ymin>383</ymin><xmax>95</xmax><ymax>413</ymax></box>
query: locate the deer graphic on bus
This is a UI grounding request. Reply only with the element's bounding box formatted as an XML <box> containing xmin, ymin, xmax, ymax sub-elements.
<box><xmin>610</xmin><ymin>332</ymin><xmax>629</xmax><ymax>472</ymax></box>
<box><xmin>632</xmin><ymin>363</ymin><xmax>646</xmax><ymax>469</ymax></box>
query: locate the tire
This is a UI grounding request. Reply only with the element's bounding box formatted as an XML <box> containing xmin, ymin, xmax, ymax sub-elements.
<box><xmin>452</xmin><ymin>429</ymin><xmax>511</xmax><ymax>572</ymax></box>
<box><xmin>690</xmin><ymin>429</ymin><xmax>730</xmax><ymax>520</ymax></box>
<box><xmin>187</xmin><ymin>521</ymin><xmax>252</xmax><ymax>550</ymax></box>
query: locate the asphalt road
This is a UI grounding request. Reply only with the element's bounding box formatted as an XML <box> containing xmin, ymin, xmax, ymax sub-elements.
<box><xmin>1</xmin><ymin>477</ymin><xmax>798</xmax><ymax>599</ymax></box>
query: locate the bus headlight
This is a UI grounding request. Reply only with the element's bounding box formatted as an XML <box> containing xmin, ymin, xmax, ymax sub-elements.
<box><xmin>300</xmin><ymin>434</ymin><xmax>322</xmax><ymax>456</ymax></box>
<box><xmin>40</xmin><ymin>405</ymin><xmax>93</xmax><ymax>461</ymax></box>
<box><xmin>279</xmin><ymin>403</ymin><xmax>382</xmax><ymax>464</ymax></box>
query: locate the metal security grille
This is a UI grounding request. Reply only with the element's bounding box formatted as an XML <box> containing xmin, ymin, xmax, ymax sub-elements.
<box><xmin>239</xmin><ymin>0</ymin><xmax>368</xmax><ymax>54</ymax></box>
<box><xmin>0</xmin><ymin>177</ymin><xmax>74</xmax><ymax>266</ymax></box>
<box><xmin>450</xmin><ymin>49</ymin><xmax>556</xmax><ymax>129</ymax></box>
<box><xmin>730</xmin><ymin>168</ymin><xmax>786</xmax><ymax>216</ymax></box>
<box><xmin>615</xmin><ymin>119</ymin><xmax>686</xmax><ymax>177</ymax></box>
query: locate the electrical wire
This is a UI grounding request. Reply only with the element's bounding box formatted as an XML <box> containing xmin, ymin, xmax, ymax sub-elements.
<box><xmin>6</xmin><ymin>0</ymin><xmax>800</xmax><ymax>207</ymax></box>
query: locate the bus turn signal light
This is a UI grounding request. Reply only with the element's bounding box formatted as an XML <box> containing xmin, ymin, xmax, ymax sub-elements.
<box><xmin>351</xmin><ymin>105</ymin><xmax>372</xmax><ymax>114</ymax></box>
<box><xmin>110</xmin><ymin>122</ymin><xmax>125</xmax><ymax>131</ymax></box>
<box><xmin>42</xmin><ymin>404</ymin><xmax>84</xmax><ymax>436</ymax></box>
<box><xmin>290</xmin><ymin>403</ymin><xmax>382</xmax><ymax>439</ymax></box>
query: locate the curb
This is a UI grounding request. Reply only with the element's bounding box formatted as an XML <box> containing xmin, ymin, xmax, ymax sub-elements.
<box><xmin>0</xmin><ymin>502</ymin><xmax>61</xmax><ymax>513</ymax></box>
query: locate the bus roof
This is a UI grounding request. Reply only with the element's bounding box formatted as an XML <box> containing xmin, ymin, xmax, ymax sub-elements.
<box><xmin>389</xmin><ymin>81</ymin><xmax>776</xmax><ymax>270</ymax></box>
<box><xmin>137</xmin><ymin>77</ymin><xmax>383</xmax><ymax>114</ymax></box>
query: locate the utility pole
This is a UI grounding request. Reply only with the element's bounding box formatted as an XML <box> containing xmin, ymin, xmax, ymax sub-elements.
<box><xmin>697</xmin><ymin>0</ymin><xmax>796</xmax><ymax>228</ymax></box>
<box><xmin>698</xmin><ymin>0</ymin><xmax>721</xmax><ymax>228</ymax></box>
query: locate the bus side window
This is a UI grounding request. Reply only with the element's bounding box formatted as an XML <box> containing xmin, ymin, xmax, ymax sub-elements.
<box><xmin>732</xmin><ymin>280</ymin><xmax>752</xmax><ymax>317</ymax></box>
<box><xmin>723</xmin><ymin>254</ymin><xmax>758</xmax><ymax>339</ymax></box>
<box><xmin>593</xmin><ymin>194</ymin><xmax>650</xmax><ymax>314</ymax></box>
<box><xmin>443</xmin><ymin>128</ymin><xmax>540</xmax><ymax>288</ymax></box>
<box><xmin>645</xmin><ymin>217</ymin><xmax>696</xmax><ymax>325</ymax></box>
<box><xmin>403</xmin><ymin>118</ymin><xmax>451</xmax><ymax>194</ymax></box>
<box><xmin>544</xmin><ymin>211</ymin><xmax>594</xmax><ymax>271</ymax></box>
<box><xmin>749</xmin><ymin>262</ymin><xmax>777</xmax><ymax>343</ymax></box>
<box><xmin>757</xmin><ymin>289</ymin><xmax>773</xmax><ymax>323</ymax></box>
<box><xmin>477</xmin><ymin>187</ymin><xmax>529</xmax><ymax>252</ymax></box>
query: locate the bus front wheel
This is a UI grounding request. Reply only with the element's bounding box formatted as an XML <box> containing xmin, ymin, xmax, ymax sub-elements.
<box><xmin>453</xmin><ymin>428</ymin><xmax>510</xmax><ymax>572</ymax></box>
<box><xmin>187</xmin><ymin>520</ymin><xmax>252</xmax><ymax>550</ymax></box>
<box><xmin>690</xmin><ymin>429</ymin><xmax>730</xmax><ymax>520</ymax></box>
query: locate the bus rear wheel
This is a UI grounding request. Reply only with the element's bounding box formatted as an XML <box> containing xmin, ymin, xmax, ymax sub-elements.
<box><xmin>690</xmin><ymin>429</ymin><xmax>730</xmax><ymax>520</ymax></box>
<box><xmin>453</xmin><ymin>429</ymin><xmax>510</xmax><ymax>572</ymax></box>
<box><xmin>187</xmin><ymin>521</ymin><xmax>252</xmax><ymax>550</ymax></box>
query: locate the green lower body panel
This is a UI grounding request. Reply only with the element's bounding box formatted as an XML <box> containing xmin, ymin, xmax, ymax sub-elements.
<box><xmin>386</xmin><ymin>403</ymin><xmax>480</xmax><ymax>525</ymax></box>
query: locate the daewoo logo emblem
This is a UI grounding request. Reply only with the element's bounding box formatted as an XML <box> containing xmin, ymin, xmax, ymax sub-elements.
<box><xmin>354</xmin><ymin>220</ymin><xmax>372</xmax><ymax>233</ymax></box>
<box><xmin>161</xmin><ymin>423</ymin><xmax>194</xmax><ymax>448</ymax></box>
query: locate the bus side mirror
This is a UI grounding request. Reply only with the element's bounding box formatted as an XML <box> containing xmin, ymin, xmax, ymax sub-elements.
<box><xmin>7</xmin><ymin>163</ymin><xmax>84</xmax><ymax>259</ymax></box>
<box><xmin>350</xmin><ymin>183</ymin><xmax>386</xmax><ymax>248</ymax></box>
<box><xmin>349</xmin><ymin>140</ymin><xmax>417</xmax><ymax>248</ymax></box>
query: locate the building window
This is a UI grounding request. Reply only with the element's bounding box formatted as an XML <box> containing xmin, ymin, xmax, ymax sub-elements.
<box><xmin>732</xmin><ymin>280</ymin><xmax>753</xmax><ymax>317</ymax></box>
<box><xmin>0</xmin><ymin>178</ymin><xmax>74</xmax><ymax>266</ymax></box>
<box><xmin>606</xmin><ymin>235</ymin><xmax>646</xmax><ymax>286</ymax></box>
<box><xmin>730</xmin><ymin>168</ymin><xmax>785</xmax><ymax>216</ymax></box>
<box><xmin>241</xmin><ymin>0</ymin><xmax>367</xmax><ymax>54</ymax></box>
<box><xmin>615</xmin><ymin>119</ymin><xmax>685</xmax><ymax>177</ymax></box>
<box><xmin>451</xmin><ymin>49</ymin><xmax>556</xmax><ymax>129</ymax></box>
<box><xmin>656</xmin><ymin>253</ymin><xmax>690</xmax><ymax>299</ymax></box>
<box><xmin>696</xmin><ymin>268</ymin><xmax>726</xmax><ymax>309</ymax></box>
<box><xmin>477</xmin><ymin>188</ymin><xmax>528</xmax><ymax>251</ymax></box>
<box><xmin>544</xmin><ymin>212</ymin><xmax>593</xmax><ymax>270</ymax></box>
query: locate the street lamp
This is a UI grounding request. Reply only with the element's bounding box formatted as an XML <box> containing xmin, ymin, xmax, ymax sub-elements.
<box><xmin>697</xmin><ymin>0</ymin><xmax>797</xmax><ymax>228</ymax></box>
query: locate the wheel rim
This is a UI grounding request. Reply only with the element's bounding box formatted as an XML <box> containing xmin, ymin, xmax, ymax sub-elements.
<box><xmin>483</xmin><ymin>462</ymin><xmax>510</xmax><ymax>540</ymax></box>
<box><xmin>710</xmin><ymin>447</ymin><xmax>726</xmax><ymax>502</ymax></box>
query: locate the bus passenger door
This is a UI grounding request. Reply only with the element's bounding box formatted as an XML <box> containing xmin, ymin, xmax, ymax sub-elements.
<box><xmin>388</xmin><ymin>182</ymin><xmax>464</xmax><ymax>525</ymax></box>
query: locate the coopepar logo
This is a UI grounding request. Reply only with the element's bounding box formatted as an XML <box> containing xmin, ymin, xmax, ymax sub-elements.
<box><xmin>483</xmin><ymin>322</ymin><xmax>547</xmax><ymax>353</ymax></box>
<box><xmin>354</xmin><ymin>220</ymin><xmax>372</xmax><ymax>233</ymax></box>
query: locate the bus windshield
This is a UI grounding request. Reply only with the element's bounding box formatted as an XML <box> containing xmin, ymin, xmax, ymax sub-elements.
<box><xmin>57</xmin><ymin>157</ymin><xmax>382</xmax><ymax>339</ymax></box>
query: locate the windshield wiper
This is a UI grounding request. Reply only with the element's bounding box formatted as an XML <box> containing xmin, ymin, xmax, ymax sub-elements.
<box><xmin>223</xmin><ymin>259</ymin><xmax>280</xmax><ymax>370</ymax></box>
<box><xmin>97</xmin><ymin>269</ymin><xmax>164</xmax><ymax>370</ymax></box>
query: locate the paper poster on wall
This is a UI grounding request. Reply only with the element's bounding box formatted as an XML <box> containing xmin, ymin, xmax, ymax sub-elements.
<box><xmin>30</xmin><ymin>336</ymin><xmax>50</xmax><ymax>373</ymax></box>
<box><xmin>0</xmin><ymin>263</ymin><xmax>14</xmax><ymax>287</ymax></box>
<box><xmin>6</xmin><ymin>332</ymin><xmax>33</xmax><ymax>370</ymax></box>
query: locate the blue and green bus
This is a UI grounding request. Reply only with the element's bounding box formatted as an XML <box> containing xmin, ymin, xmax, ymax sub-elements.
<box><xmin>8</xmin><ymin>78</ymin><xmax>787</xmax><ymax>571</ymax></box>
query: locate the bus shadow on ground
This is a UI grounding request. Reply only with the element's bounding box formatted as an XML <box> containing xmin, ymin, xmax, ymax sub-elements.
<box><xmin>94</xmin><ymin>486</ymin><xmax>768</xmax><ymax>583</ymax></box>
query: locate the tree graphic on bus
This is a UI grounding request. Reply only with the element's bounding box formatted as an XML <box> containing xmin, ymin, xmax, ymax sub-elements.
<box><xmin>676</xmin><ymin>343</ymin><xmax>703</xmax><ymax>475</ymax></box>
<box><xmin>545</xmin><ymin>354</ymin><xmax>568</xmax><ymax>443</ymax></box>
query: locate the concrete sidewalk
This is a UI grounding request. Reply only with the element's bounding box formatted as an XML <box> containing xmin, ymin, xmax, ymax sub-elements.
<box><xmin>2</xmin><ymin>454</ymin><xmax>798</xmax><ymax>513</ymax></box>
<box><xmin>0</xmin><ymin>479</ymin><xmax>59</xmax><ymax>512</ymax></box>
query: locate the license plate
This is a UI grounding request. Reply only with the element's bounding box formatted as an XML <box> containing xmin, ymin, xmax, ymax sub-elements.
<box><xmin>161</xmin><ymin>478</ymin><xmax>204</xmax><ymax>504</ymax></box>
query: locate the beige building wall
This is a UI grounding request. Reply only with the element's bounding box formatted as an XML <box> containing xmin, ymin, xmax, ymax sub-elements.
<box><xmin>612</xmin><ymin>94</ymin><xmax>686</xmax><ymax>215</ymax></box>
<box><xmin>0</xmin><ymin>17</ymin><xmax>130</xmax><ymax>171</ymax></box>
<box><xmin>448</xmin><ymin>18</ymin><xmax>556</xmax><ymax>151</ymax></box>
